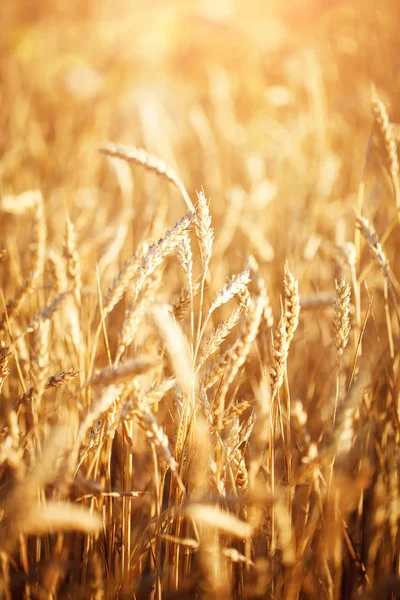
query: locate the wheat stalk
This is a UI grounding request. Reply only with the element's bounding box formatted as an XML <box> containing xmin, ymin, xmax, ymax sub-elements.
<box><xmin>64</xmin><ymin>216</ymin><xmax>82</xmax><ymax>307</ymax></box>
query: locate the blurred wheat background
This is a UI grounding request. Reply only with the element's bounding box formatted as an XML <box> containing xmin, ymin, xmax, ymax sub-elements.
<box><xmin>0</xmin><ymin>0</ymin><xmax>400</xmax><ymax>598</ymax></box>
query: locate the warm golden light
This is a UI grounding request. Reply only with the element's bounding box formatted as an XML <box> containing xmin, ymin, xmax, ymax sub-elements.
<box><xmin>0</xmin><ymin>0</ymin><xmax>399</xmax><ymax>598</ymax></box>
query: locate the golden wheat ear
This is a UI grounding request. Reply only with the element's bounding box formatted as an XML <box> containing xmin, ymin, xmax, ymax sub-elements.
<box><xmin>100</xmin><ymin>143</ymin><xmax>194</xmax><ymax>211</ymax></box>
<box><xmin>371</xmin><ymin>85</ymin><xmax>400</xmax><ymax>211</ymax></box>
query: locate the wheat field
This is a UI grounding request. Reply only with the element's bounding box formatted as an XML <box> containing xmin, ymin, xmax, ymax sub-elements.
<box><xmin>0</xmin><ymin>1</ymin><xmax>399</xmax><ymax>598</ymax></box>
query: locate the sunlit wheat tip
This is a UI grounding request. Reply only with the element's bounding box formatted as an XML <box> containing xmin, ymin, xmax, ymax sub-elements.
<box><xmin>270</xmin><ymin>313</ymin><xmax>289</xmax><ymax>400</ymax></box>
<box><xmin>64</xmin><ymin>217</ymin><xmax>82</xmax><ymax>305</ymax></box>
<box><xmin>100</xmin><ymin>143</ymin><xmax>194</xmax><ymax>210</ymax></box>
<box><xmin>284</xmin><ymin>262</ymin><xmax>300</xmax><ymax>344</ymax></box>
<box><xmin>356</xmin><ymin>214</ymin><xmax>389</xmax><ymax>275</ymax></box>
<box><xmin>209</xmin><ymin>263</ymin><xmax>251</xmax><ymax>315</ymax></box>
<box><xmin>371</xmin><ymin>85</ymin><xmax>400</xmax><ymax>206</ymax></box>
<box><xmin>333</xmin><ymin>279</ymin><xmax>351</xmax><ymax>360</ymax></box>
<box><xmin>195</xmin><ymin>190</ymin><xmax>214</xmax><ymax>276</ymax></box>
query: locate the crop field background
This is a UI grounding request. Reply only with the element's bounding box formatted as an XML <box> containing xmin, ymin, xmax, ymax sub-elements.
<box><xmin>0</xmin><ymin>0</ymin><xmax>400</xmax><ymax>598</ymax></box>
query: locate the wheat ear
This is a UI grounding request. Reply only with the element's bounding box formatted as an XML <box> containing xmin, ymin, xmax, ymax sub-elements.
<box><xmin>134</xmin><ymin>210</ymin><xmax>196</xmax><ymax>302</ymax></box>
<box><xmin>63</xmin><ymin>216</ymin><xmax>82</xmax><ymax>306</ymax></box>
<box><xmin>175</xmin><ymin>234</ymin><xmax>194</xmax><ymax>341</ymax></box>
<box><xmin>270</xmin><ymin>313</ymin><xmax>289</xmax><ymax>402</ymax></box>
<box><xmin>115</xmin><ymin>270</ymin><xmax>162</xmax><ymax>365</ymax></box>
<box><xmin>333</xmin><ymin>279</ymin><xmax>351</xmax><ymax>425</ymax></box>
<box><xmin>213</xmin><ymin>294</ymin><xmax>265</xmax><ymax>431</ymax></box>
<box><xmin>0</xmin><ymin>340</ymin><xmax>10</xmax><ymax>393</ymax></box>
<box><xmin>99</xmin><ymin>143</ymin><xmax>193</xmax><ymax>211</ymax></box>
<box><xmin>356</xmin><ymin>214</ymin><xmax>400</xmax><ymax>322</ymax></box>
<box><xmin>198</xmin><ymin>304</ymin><xmax>245</xmax><ymax>370</ymax></box>
<box><xmin>0</xmin><ymin>193</ymin><xmax>46</xmax><ymax>332</ymax></box>
<box><xmin>195</xmin><ymin>263</ymin><xmax>251</xmax><ymax>362</ymax></box>
<box><xmin>284</xmin><ymin>263</ymin><xmax>300</xmax><ymax>344</ymax></box>
<box><xmin>195</xmin><ymin>190</ymin><xmax>214</xmax><ymax>348</ymax></box>
<box><xmin>333</xmin><ymin>279</ymin><xmax>351</xmax><ymax>361</ymax></box>
<box><xmin>356</xmin><ymin>214</ymin><xmax>389</xmax><ymax>276</ymax></box>
<box><xmin>103</xmin><ymin>241</ymin><xmax>149</xmax><ymax>318</ymax></box>
<box><xmin>371</xmin><ymin>85</ymin><xmax>400</xmax><ymax>210</ymax></box>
